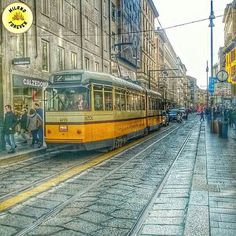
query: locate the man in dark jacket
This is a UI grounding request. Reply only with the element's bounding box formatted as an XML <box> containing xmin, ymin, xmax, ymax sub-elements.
<box><xmin>3</xmin><ymin>105</ymin><xmax>17</xmax><ymax>153</ymax></box>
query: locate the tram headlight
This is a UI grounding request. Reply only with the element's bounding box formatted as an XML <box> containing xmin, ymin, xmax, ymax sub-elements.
<box><xmin>59</xmin><ymin>125</ymin><xmax>68</xmax><ymax>132</ymax></box>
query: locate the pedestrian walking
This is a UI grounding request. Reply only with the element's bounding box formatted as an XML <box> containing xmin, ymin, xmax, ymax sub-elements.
<box><xmin>19</xmin><ymin>108</ymin><xmax>29</xmax><ymax>143</ymax></box>
<box><xmin>3</xmin><ymin>105</ymin><xmax>17</xmax><ymax>153</ymax></box>
<box><xmin>27</xmin><ymin>109</ymin><xmax>43</xmax><ymax>148</ymax></box>
<box><xmin>34</xmin><ymin>103</ymin><xmax>44</xmax><ymax>146</ymax></box>
<box><xmin>200</xmin><ymin>110</ymin><xmax>205</xmax><ymax>122</ymax></box>
<box><xmin>231</xmin><ymin>107</ymin><xmax>236</xmax><ymax>135</ymax></box>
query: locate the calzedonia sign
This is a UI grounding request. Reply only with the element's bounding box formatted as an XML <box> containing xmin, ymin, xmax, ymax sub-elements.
<box><xmin>2</xmin><ymin>2</ymin><xmax>33</xmax><ymax>34</ymax></box>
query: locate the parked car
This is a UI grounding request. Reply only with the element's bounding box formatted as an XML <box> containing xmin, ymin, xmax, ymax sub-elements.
<box><xmin>168</xmin><ymin>109</ymin><xmax>182</xmax><ymax>123</ymax></box>
<box><xmin>161</xmin><ymin>110</ymin><xmax>169</xmax><ymax>126</ymax></box>
<box><xmin>179</xmin><ymin>107</ymin><xmax>187</xmax><ymax>119</ymax></box>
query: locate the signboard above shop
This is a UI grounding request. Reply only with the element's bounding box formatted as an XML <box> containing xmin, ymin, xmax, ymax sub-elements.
<box><xmin>13</xmin><ymin>74</ymin><xmax>48</xmax><ymax>88</ymax></box>
<box><xmin>12</xmin><ymin>57</ymin><xmax>30</xmax><ymax>65</ymax></box>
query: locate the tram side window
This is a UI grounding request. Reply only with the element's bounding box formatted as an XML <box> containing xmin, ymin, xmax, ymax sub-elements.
<box><xmin>148</xmin><ymin>97</ymin><xmax>152</xmax><ymax>110</ymax></box>
<box><xmin>94</xmin><ymin>85</ymin><xmax>104</xmax><ymax>111</ymax></box>
<box><xmin>115</xmin><ymin>89</ymin><xmax>126</xmax><ymax>111</ymax></box>
<box><xmin>127</xmin><ymin>93</ymin><xmax>132</xmax><ymax>111</ymax></box>
<box><xmin>104</xmin><ymin>87</ymin><xmax>113</xmax><ymax>111</ymax></box>
<box><xmin>115</xmin><ymin>89</ymin><xmax>121</xmax><ymax>111</ymax></box>
<box><xmin>120</xmin><ymin>90</ymin><xmax>126</xmax><ymax>111</ymax></box>
<box><xmin>141</xmin><ymin>96</ymin><xmax>145</xmax><ymax>110</ymax></box>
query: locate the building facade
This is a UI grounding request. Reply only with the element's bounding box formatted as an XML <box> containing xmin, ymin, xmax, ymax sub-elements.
<box><xmin>223</xmin><ymin>0</ymin><xmax>236</xmax><ymax>102</ymax></box>
<box><xmin>138</xmin><ymin>0</ymin><xmax>158</xmax><ymax>90</ymax></box>
<box><xmin>0</xmin><ymin>0</ymin><xmax>111</xmax><ymax>148</ymax></box>
<box><xmin>0</xmin><ymin>0</ymin><xmax>111</xmax><ymax>111</ymax></box>
<box><xmin>110</xmin><ymin>0</ymin><xmax>141</xmax><ymax>80</ymax></box>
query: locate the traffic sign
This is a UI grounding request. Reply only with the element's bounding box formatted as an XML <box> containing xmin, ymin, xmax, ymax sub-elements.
<box><xmin>208</xmin><ymin>76</ymin><xmax>217</xmax><ymax>95</ymax></box>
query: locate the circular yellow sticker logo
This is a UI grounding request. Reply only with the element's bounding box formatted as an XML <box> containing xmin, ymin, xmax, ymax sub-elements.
<box><xmin>2</xmin><ymin>2</ymin><xmax>33</xmax><ymax>34</ymax></box>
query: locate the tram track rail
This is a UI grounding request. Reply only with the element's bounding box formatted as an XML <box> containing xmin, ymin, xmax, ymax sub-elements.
<box><xmin>0</xmin><ymin>125</ymin><xmax>177</xmax><ymax>211</ymax></box>
<box><xmin>6</xmin><ymin>122</ymin><xmax>193</xmax><ymax>236</ymax></box>
<box><xmin>128</xmin><ymin>122</ymin><xmax>200</xmax><ymax>236</ymax></box>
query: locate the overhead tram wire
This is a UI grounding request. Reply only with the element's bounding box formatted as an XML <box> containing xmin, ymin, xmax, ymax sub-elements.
<box><xmin>162</xmin><ymin>14</ymin><xmax>223</xmax><ymax>30</ymax></box>
<box><xmin>9</xmin><ymin>14</ymin><xmax>224</xmax><ymax>39</ymax></box>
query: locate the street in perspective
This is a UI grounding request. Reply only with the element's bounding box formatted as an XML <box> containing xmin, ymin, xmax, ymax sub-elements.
<box><xmin>0</xmin><ymin>0</ymin><xmax>236</xmax><ymax>235</ymax></box>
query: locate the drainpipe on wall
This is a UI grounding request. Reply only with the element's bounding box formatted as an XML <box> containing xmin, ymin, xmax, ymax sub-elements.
<box><xmin>101</xmin><ymin>0</ymin><xmax>104</xmax><ymax>70</ymax></box>
<box><xmin>80</xmin><ymin>0</ymin><xmax>83</xmax><ymax>69</ymax></box>
<box><xmin>34</xmin><ymin>0</ymin><xmax>38</xmax><ymax>59</ymax></box>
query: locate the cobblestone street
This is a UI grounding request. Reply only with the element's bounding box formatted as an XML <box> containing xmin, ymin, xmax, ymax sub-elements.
<box><xmin>0</xmin><ymin>118</ymin><xmax>235</xmax><ymax>235</ymax></box>
<box><xmin>136</xmin><ymin>121</ymin><xmax>236</xmax><ymax>236</ymax></box>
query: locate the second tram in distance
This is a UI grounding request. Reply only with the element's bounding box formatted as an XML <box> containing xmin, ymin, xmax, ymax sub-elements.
<box><xmin>44</xmin><ymin>70</ymin><xmax>164</xmax><ymax>150</ymax></box>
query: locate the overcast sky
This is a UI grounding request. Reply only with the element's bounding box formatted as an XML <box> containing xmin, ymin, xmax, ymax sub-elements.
<box><xmin>153</xmin><ymin>0</ymin><xmax>231</xmax><ymax>88</ymax></box>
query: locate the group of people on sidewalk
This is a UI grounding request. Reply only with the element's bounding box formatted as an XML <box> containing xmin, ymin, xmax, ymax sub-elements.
<box><xmin>3</xmin><ymin>103</ymin><xmax>44</xmax><ymax>154</ymax></box>
<box><xmin>199</xmin><ymin>105</ymin><xmax>236</xmax><ymax>137</ymax></box>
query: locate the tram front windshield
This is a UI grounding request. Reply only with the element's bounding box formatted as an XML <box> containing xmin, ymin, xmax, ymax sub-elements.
<box><xmin>45</xmin><ymin>87</ymin><xmax>90</xmax><ymax>112</ymax></box>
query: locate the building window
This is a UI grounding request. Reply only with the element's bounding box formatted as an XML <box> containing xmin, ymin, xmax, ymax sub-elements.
<box><xmin>85</xmin><ymin>57</ymin><xmax>90</xmax><ymax>70</ymax></box>
<box><xmin>103</xmin><ymin>0</ymin><xmax>107</xmax><ymax>18</ymax></box>
<box><xmin>57</xmin><ymin>0</ymin><xmax>64</xmax><ymax>24</ymax></box>
<box><xmin>95</xmin><ymin>24</ymin><xmax>99</xmax><ymax>45</ymax></box>
<box><xmin>57</xmin><ymin>46</ymin><xmax>65</xmax><ymax>70</ymax></box>
<box><xmin>16</xmin><ymin>33</ymin><xmax>27</xmax><ymax>57</ymax></box>
<box><xmin>41</xmin><ymin>0</ymin><xmax>49</xmax><ymax>16</ymax></box>
<box><xmin>104</xmin><ymin>65</ymin><xmax>108</xmax><ymax>73</ymax></box>
<box><xmin>71</xmin><ymin>52</ymin><xmax>77</xmax><ymax>69</ymax></box>
<box><xmin>85</xmin><ymin>16</ymin><xmax>89</xmax><ymax>39</ymax></box>
<box><xmin>104</xmin><ymin>32</ymin><xmax>108</xmax><ymax>51</ymax></box>
<box><xmin>42</xmin><ymin>40</ymin><xmax>49</xmax><ymax>72</ymax></box>
<box><xmin>112</xmin><ymin>3</ymin><xmax>116</xmax><ymax>21</ymax></box>
<box><xmin>72</xmin><ymin>6</ymin><xmax>77</xmax><ymax>32</ymax></box>
<box><xmin>95</xmin><ymin>62</ymin><xmax>99</xmax><ymax>71</ymax></box>
<box><xmin>94</xmin><ymin>0</ymin><xmax>99</xmax><ymax>10</ymax></box>
<box><xmin>111</xmin><ymin>32</ymin><xmax>116</xmax><ymax>50</ymax></box>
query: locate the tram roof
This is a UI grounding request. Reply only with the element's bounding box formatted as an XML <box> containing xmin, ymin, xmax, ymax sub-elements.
<box><xmin>51</xmin><ymin>70</ymin><xmax>145</xmax><ymax>91</ymax></box>
<box><xmin>50</xmin><ymin>70</ymin><xmax>162</xmax><ymax>97</ymax></box>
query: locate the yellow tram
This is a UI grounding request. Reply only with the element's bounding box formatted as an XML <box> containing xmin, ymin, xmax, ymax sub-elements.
<box><xmin>44</xmin><ymin>70</ymin><xmax>163</xmax><ymax>150</ymax></box>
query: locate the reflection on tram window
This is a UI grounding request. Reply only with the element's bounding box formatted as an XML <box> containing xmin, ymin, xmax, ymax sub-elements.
<box><xmin>45</xmin><ymin>87</ymin><xmax>90</xmax><ymax>111</ymax></box>
<box><xmin>93</xmin><ymin>85</ymin><xmax>104</xmax><ymax>111</ymax></box>
<box><xmin>104</xmin><ymin>87</ymin><xmax>113</xmax><ymax>111</ymax></box>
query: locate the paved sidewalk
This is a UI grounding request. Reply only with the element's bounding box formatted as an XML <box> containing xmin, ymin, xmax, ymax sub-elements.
<box><xmin>137</xmin><ymin>121</ymin><xmax>236</xmax><ymax>236</ymax></box>
<box><xmin>0</xmin><ymin>133</ymin><xmax>46</xmax><ymax>161</ymax></box>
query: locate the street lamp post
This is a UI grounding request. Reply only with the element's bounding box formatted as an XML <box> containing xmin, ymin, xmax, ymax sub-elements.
<box><xmin>206</xmin><ymin>60</ymin><xmax>209</xmax><ymax>107</ymax></box>
<box><xmin>209</xmin><ymin>0</ymin><xmax>215</xmax><ymax>131</ymax></box>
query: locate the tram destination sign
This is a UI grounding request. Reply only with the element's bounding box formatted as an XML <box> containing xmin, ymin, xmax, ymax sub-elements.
<box><xmin>12</xmin><ymin>57</ymin><xmax>30</xmax><ymax>65</ymax></box>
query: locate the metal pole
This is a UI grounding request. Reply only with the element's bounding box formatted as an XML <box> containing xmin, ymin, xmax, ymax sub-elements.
<box><xmin>206</xmin><ymin>60</ymin><xmax>209</xmax><ymax>107</ymax></box>
<box><xmin>148</xmin><ymin>70</ymin><xmax>151</xmax><ymax>89</ymax></box>
<box><xmin>210</xmin><ymin>0</ymin><xmax>214</xmax><ymax>79</ymax></box>
<box><xmin>209</xmin><ymin>0</ymin><xmax>215</xmax><ymax>130</ymax></box>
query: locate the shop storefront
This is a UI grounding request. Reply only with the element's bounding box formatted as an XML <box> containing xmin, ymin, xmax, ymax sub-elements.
<box><xmin>12</xmin><ymin>74</ymin><xmax>48</xmax><ymax>114</ymax></box>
